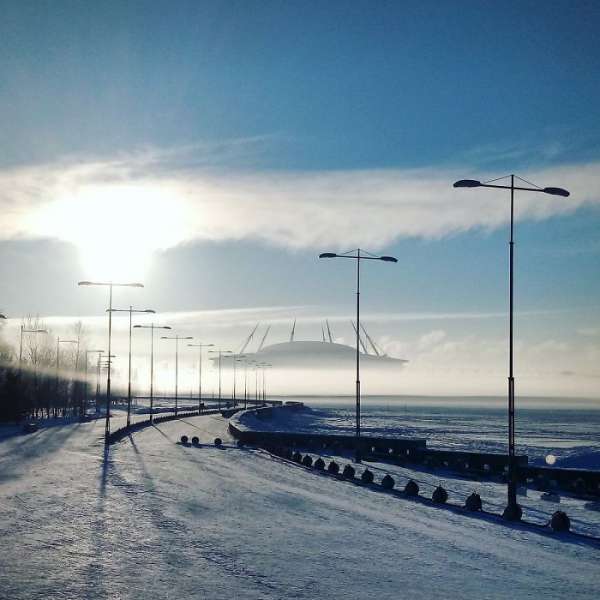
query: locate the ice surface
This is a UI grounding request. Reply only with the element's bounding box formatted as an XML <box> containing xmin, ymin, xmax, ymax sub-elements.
<box><xmin>0</xmin><ymin>410</ymin><xmax>598</xmax><ymax>599</ymax></box>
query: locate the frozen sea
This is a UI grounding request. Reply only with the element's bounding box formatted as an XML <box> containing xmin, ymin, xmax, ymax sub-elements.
<box><xmin>1</xmin><ymin>397</ymin><xmax>599</xmax><ymax>599</ymax></box>
<box><xmin>265</xmin><ymin>395</ymin><xmax>600</xmax><ymax>469</ymax></box>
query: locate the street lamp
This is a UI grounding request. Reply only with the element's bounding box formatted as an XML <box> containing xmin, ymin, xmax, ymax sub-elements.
<box><xmin>319</xmin><ymin>249</ymin><xmax>397</xmax><ymax>463</ymax></box>
<box><xmin>236</xmin><ymin>356</ymin><xmax>250</xmax><ymax>409</ymax></box>
<box><xmin>95</xmin><ymin>352</ymin><xmax>115</xmax><ymax>408</ymax></box>
<box><xmin>78</xmin><ymin>280</ymin><xmax>143</xmax><ymax>442</ymax></box>
<box><xmin>160</xmin><ymin>334</ymin><xmax>193</xmax><ymax>416</ymax></box>
<box><xmin>187</xmin><ymin>343</ymin><xmax>214</xmax><ymax>413</ymax></box>
<box><xmin>56</xmin><ymin>337</ymin><xmax>78</xmax><ymax>417</ymax></box>
<box><xmin>453</xmin><ymin>174</ymin><xmax>569</xmax><ymax>521</ymax></box>
<box><xmin>107</xmin><ymin>307</ymin><xmax>155</xmax><ymax>427</ymax></box>
<box><xmin>224</xmin><ymin>353</ymin><xmax>246</xmax><ymax>406</ymax></box>
<box><xmin>256</xmin><ymin>362</ymin><xmax>271</xmax><ymax>404</ymax></box>
<box><xmin>133</xmin><ymin>324</ymin><xmax>171</xmax><ymax>423</ymax></box>
<box><xmin>208</xmin><ymin>349</ymin><xmax>232</xmax><ymax>410</ymax></box>
<box><xmin>254</xmin><ymin>362</ymin><xmax>261</xmax><ymax>406</ymax></box>
<box><xmin>19</xmin><ymin>326</ymin><xmax>48</xmax><ymax>367</ymax></box>
<box><xmin>84</xmin><ymin>350</ymin><xmax>104</xmax><ymax>417</ymax></box>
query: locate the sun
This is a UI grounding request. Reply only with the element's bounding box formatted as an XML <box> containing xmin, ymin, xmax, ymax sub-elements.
<box><xmin>35</xmin><ymin>183</ymin><xmax>190</xmax><ymax>281</ymax></box>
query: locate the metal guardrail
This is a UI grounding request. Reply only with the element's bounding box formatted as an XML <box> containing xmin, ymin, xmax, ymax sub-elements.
<box><xmin>107</xmin><ymin>409</ymin><xmax>222</xmax><ymax>444</ymax></box>
<box><xmin>230</xmin><ymin>406</ymin><xmax>599</xmax><ymax>497</ymax></box>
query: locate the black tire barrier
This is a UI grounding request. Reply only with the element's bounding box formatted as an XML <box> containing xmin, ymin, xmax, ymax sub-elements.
<box><xmin>342</xmin><ymin>464</ymin><xmax>356</xmax><ymax>479</ymax></box>
<box><xmin>292</xmin><ymin>451</ymin><xmax>302</xmax><ymax>463</ymax></box>
<box><xmin>550</xmin><ymin>511</ymin><xmax>571</xmax><ymax>532</ymax></box>
<box><xmin>573</xmin><ymin>478</ymin><xmax>586</xmax><ymax>495</ymax></box>
<box><xmin>404</xmin><ymin>479</ymin><xmax>419</xmax><ymax>496</ymax></box>
<box><xmin>465</xmin><ymin>492</ymin><xmax>482</xmax><ymax>511</ymax></box>
<box><xmin>327</xmin><ymin>461</ymin><xmax>340</xmax><ymax>474</ymax></box>
<box><xmin>502</xmin><ymin>503</ymin><xmax>523</xmax><ymax>522</ymax></box>
<box><xmin>314</xmin><ymin>457</ymin><xmax>325</xmax><ymax>470</ymax></box>
<box><xmin>214</xmin><ymin>437</ymin><xmax>222</xmax><ymax>447</ymax></box>
<box><xmin>432</xmin><ymin>486</ymin><xmax>448</xmax><ymax>504</ymax></box>
<box><xmin>302</xmin><ymin>455</ymin><xmax>313</xmax><ymax>467</ymax></box>
<box><xmin>191</xmin><ymin>436</ymin><xmax>200</xmax><ymax>446</ymax></box>
<box><xmin>361</xmin><ymin>469</ymin><xmax>374</xmax><ymax>484</ymax></box>
<box><xmin>381</xmin><ymin>474</ymin><xmax>395</xmax><ymax>490</ymax></box>
<box><xmin>237</xmin><ymin>440</ymin><xmax>244</xmax><ymax>448</ymax></box>
<box><xmin>283</xmin><ymin>448</ymin><xmax>293</xmax><ymax>460</ymax></box>
<box><xmin>180</xmin><ymin>435</ymin><xmax>189</xmax><ymax>444</ymax></box>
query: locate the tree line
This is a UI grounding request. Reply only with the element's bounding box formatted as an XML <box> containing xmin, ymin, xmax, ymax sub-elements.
<box><xmin>0</xmin><ymin>316</ymin><xmax>103</xmax><ymax>423</ymax></box>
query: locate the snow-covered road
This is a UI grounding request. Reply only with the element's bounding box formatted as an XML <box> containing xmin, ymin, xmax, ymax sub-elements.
<box><xmin>1</xmin><ymin>413</ymin><xmax>598</xmax><ymax>599</ymax></box>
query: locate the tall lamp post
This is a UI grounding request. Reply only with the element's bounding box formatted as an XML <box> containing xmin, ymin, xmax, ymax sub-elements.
<box><xmin>453</xmin><ymin>174</ymin><xmax>569</xmax><ymax>520</ymax></box>
<box><xmin>84</xmin><ymin>349</ymin><xmax>104</xmax><ymax>417</ymax></box>
<box><xmin>254</xmin><ymin>363</ymin><xmax>260</xmax><ymax>408</ymax></box>
<box><xmin>19</xmin><ymin>325</ymin><xmax>48</xmax><ymax>367</ymax></box>
<box><xmin>56</xmin><ymin>337</ymin><xmax>78</xmax><ymax>417</ymax></box>
<box><xmin>319</xmin><ymin>249</ymin><xmax>397</xmax><ymax>463</ymax></box>
<box><xmin>160</xmin><ymin>334</ymin><xmax>193</xmax><ymax>416</ymax></box>
<box><xmin>107</xmin><ymin>307</ymin><xmax>155</xmax><ymax>427</ymax></box>
<box><xmin>187</xmin><ymin>343</ymin><xmax>214</xmax><ymax>413</ymax></box>
<box><xmin>257</xmin><ymin>362</ymin><xmax>271</xmax><ymax>404</ymax></box>
<box><xmin>78</xmin><ymin>281</ymin><xmax>143</xmax><ymax>442</ymax></box>
<box><xmin>226</xmin><ymin>353</ymin><xmax>246</xmax><ymax>406</ymax></box>
<box><xmin>208</xmin><ymin>349</ymin><xmax>232</xmax><ymax>410</ymax></box>
<box><xmin>19</xmin><ymin>325</ymin><xmax>48</xmax><ymax>415</ymax></box>
<box><xmin>236</xmin><ymin>357</ymin><xmax>249</xmax><ymax>409</ymax></box>
<box><xmin>133</xmin><ymin>324</ymin><xmax>171</xmax><ymax>423</ymax></box>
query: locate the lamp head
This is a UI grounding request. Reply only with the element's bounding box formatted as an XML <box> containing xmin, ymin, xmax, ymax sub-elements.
<box><xmin>319</xmin><ymin>252</ymin><xmax>337</xmax><ymax>258</ymax></box>
<box><xmin>543</xmin><ymin>187</ymin><xmax>570</xmax><ymax>197</ymax></box>
<box><xmin>453</xmin><ymin>179</ymin><xmax>481</xmax><ymax>188</ymax></box>
<box><xmin>380</xmin><ymin>255</ymin><xmax>398</xmax><ymax>262</ymax></box>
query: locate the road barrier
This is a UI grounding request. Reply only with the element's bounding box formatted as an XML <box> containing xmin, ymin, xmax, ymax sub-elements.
<box><xmin>107</xmin><ymin>409</ymin><xmax>222</xmax><ymax>444</ymax></box>
<box><xmin>229</xmin><ymin>406</ymin><xmax>600</xmax><ymax>498</ymax></box>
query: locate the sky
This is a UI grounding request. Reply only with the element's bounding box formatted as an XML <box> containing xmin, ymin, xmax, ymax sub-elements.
<box><xmin>0</xmin><ymin>0</ymin><xmax>599</xmax><ymax>398</ymax></box>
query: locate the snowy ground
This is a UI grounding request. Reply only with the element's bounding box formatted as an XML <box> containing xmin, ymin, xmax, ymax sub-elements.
<box><xmin>238</xmin><ymin>405</ymin><xmax>600</xmax><ymax>537</ymax></box>
<box><xmin>1</xmin><ymin>410</ymin><xmax>599</xmax><ymax>599</ymax></box>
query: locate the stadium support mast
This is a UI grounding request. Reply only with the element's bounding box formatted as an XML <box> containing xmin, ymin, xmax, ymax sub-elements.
<box><xmin>360</xmin><ymin>323</ymin><xmax>381</xmax><ymax>357</ymax></box>
<box><xmin>239</xmin><ymin>323</ymin><xmax>260</xmax><ymax>354</ymax></box>
<box><xmin>351</xmin><ymin>321</ymin><xmax>369</xmax><ymax>355</ymax></box>
<box><xmin>257</xmin><ymin>325</ymin><xmax>271</xmax><ymax>352</ymax></box>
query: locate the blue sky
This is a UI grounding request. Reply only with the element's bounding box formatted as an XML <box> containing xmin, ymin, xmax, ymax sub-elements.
<box><xmin>1</xmin><ymin>1</ymin><xmax>599</xmax><ymax>397</ymax></box>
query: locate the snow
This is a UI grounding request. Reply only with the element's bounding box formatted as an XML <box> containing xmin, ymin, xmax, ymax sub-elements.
<box><xmin>0</xmin><ymin>409</ymin><xmax>598</xmax><ymax>599</ymax></box>
<box><xmin>236</xmin><ymin>405</ymin><xmax>600</xmax><ymax>537</ymax></box>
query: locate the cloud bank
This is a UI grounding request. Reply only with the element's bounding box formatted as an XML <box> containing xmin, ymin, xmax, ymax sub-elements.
<box><xmin>1</xmin><ymin>149</ymin><xmax>599</xmax><ymax>254</ymax></box>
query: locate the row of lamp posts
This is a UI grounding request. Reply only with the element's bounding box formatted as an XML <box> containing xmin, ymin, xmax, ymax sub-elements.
<box><xmin>78</xmin><ymin>281</ymin><xmax>202</xmax><ymax>439</ymax></box>
<box><xmin>76</xmin><ymin>280</ymin><xmax>264</xmax><ymax>441</ymax></box>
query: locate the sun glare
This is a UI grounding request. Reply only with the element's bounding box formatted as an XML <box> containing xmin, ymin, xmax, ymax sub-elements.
<box><xmin>34</xmin><ymin>183</ymin><xmax>190</xmax><ymax>281</ymax></box>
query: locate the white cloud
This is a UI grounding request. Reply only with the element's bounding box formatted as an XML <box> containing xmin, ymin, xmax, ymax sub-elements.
<box><xmin>417</xmin><ymin>329</ymin><xmax>447</xmax><ymax>350</ymax></box>
<box><xmin>1</xmin><ymin>149</ymin><xmax>599</xmax><ymax>256</ymax></box>
<box><xmin>577</xmin><ymin>327</ymin><xmax>600</xmax><ymax>337</ymax></box>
